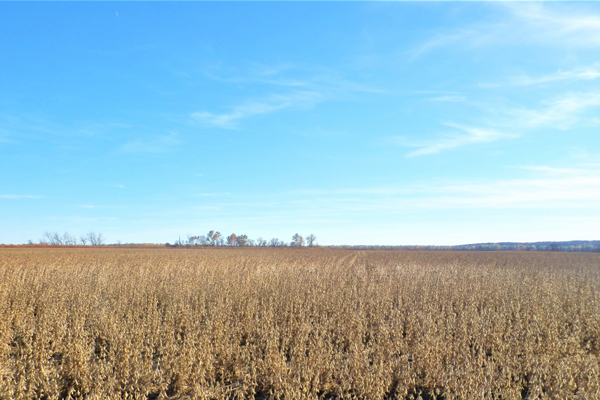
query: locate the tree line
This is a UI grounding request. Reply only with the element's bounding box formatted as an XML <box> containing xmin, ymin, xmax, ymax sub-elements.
<box><xmin>37</xmin><ymin>231</ymin><xmax>105</xmax><ymax>246</ymax></box>
<box><xmin>170</xmin><ymin>231</ymin><xmax>317</xmax><ymax>248</ymax></box>
<box><xmin>33</xmin><ymin>231</ymin><xmax>318</xmax><ymax>248</ymax></box>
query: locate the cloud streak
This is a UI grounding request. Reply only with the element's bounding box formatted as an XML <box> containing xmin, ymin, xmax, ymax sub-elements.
<box><xmin>481</xmin><ymin>67</ymin><xmax>600</xmax><ymax>88</ymax></box>
<box><xmin>387</xmin><ymin>123</ymin><xmax>514</xmax><ymax>157</ymax></box>
<box><xmin>0</xmin><ymin>195</ymin><xmax>43</xmax><ymax>200</ymax></box>
<box><xmin>193</xmin><ymin>63</ymin><xmax>384</xmax><ymax>129</ymax></box>
<box><xmin>506</xmin><ymin>3</ymin><xmax>600</xmax><ymax>47</ymax></box>
<box><xmin>191</xmin><ymin>91</ymin><xmax>323</xmax><ymax>129</ymax></box>
<box><xmin>413</xmin><ymin>3</ymin><xmax>600</xmax><ymax>58</ymax></box>
<box><xmin>511</xmin><ymin>68</ymin><xmax>600</xmax><ymax>86</ymax></box>
<box><xmin>285</xmin><ymin>164</ymin><xmax>600</xmax><ymax>212</ymax></box>
<box><xmin>511</xmin><ymin>92</ymin><xmax>600</xmax><ymax>130</ymax></box>
<box><xmin>397</xmin><ymin>91</ymin><xmax>600</xmax><ymax>157</ymax></box>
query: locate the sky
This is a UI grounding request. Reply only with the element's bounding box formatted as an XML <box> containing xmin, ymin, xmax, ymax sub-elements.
<box><xmin>1</xmin><ymin>2</ymin><xmax>600</xmax><ymax>246</ymax></box>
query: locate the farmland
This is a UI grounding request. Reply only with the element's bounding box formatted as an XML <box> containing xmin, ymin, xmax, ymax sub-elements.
<box><xmin>1</xmin><ymin>248</ymin><xmax>599</xmax><ymax>399</ymax></box>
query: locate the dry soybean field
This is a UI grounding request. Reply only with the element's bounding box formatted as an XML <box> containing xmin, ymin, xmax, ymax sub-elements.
<box><xmin>1</xmin><ymin>248</ymin><xmax>599</xmax><ymax>400</ymax></box>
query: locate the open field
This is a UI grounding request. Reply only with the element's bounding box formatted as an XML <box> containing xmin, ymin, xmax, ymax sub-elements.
<box><xmin>1</xmin><ymin>248</ymin><xmax>599</xmax><ymax>400</ymax></box>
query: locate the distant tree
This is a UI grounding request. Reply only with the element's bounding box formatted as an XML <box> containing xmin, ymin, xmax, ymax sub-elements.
<box><xmin>236</xmin><ymin>234</ymin><xmax>249</xmax><ymax>247</ymax></box>
<box><xmin>87</xmin><ymin>232</ymin><xmax>104</xmax><ymax>246</ymax></box>
<box><xmin>62</xmin><ymin>232</ymin><xmax>76</xmax><ymax>245</ymax></box>
<box><xmin>292</xmin><ymin>233</ymin><xmax>304</xmax><ymax>247</ymax></box>
<box><xmin>256</xmin><ymin>237</ymin><xmax>267</xmax><ymax>247</ymax></box>
<box><xmin>40</xmin><ymin>231</ymin><xmax>82</xmax><ymax>245</ymax></box>
<box><xmin>207</xmin><ymin>230</ymin><xmax>222</xmax><ymax>246</ymax></box>
<box><xmin>269</xmin><ymin>238</ymin><xmax>289</xmax><ymax>247</ymax></box>
<box><xmin>305</xmin><ymin>234</ymin><xmax>317</xmax><ymax>247</ymax></box>
<box><xmin>187</xmin><ymin>234</ymin><xmax>202</xmax><ymax>246</ymax></box>
<box><xmin>80</xmin><ymin>235</ymin><xmax>88</xmax><ymax>245</ymax></box>
<box><xmin>227</xmin><ymin>233</ymin><xmax>238</xmax><ymax>246</ymax></box>
<box><xmin>46</xmin><ymin>232</ymin><xmax>62</xmax><ymax>245</ymax></box>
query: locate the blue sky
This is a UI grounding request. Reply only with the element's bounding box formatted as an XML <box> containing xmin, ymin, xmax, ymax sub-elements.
<box><xmin>2</xmin><ymin>2</ymin><xmax>600</xmax><ymax>246</ymax></box>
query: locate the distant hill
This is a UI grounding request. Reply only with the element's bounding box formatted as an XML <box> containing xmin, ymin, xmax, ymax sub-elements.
<box><xmin>330</xmin><ymin>240</ymin><xmax>600</xmax><ymax>252</ymax></box>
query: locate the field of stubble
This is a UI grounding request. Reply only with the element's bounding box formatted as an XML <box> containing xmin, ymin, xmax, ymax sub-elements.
<box><xmin>0</xmin><ymin>248</ymin><xmax>599</xmax><ymax>400</ymax></box>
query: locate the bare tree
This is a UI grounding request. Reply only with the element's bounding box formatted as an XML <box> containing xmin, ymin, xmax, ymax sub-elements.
<box><xmin>189</xmin><ymin>235</ymin><xmax>204</xmax><ymax>246</ymax></box>
<box><xmin>43</xmin><ymin>232</ymin><xmax>58</xmax><ymax>245</ymax></box>
<box><xmin>292</xmin><ymin>233</ymin><xmax>304</xmax><ymax>247</ymax></box>
<box><xmin>80</xmin><ymin>235</ymin><xmax>88</xmax><ymax>245</ymax></box>
<box><xmin>256</xmin><ymin>237</ymin><xmax>267</xmax><ymax>247</ymax></box>
<box><xmin>269</xmin><ymin>238</ymin><xmax>280</xmax><ymax>247</ymax></box>
<box><xmin>306</xmin><ymin>234</ymin><xmax>317</xmax><ymax>247</ymax></box>
<box><xmin>87</xmin><ymin>232</ymin><xmax>105</xmax><ymax>246</ymax></box>
<box><xmin>207</xmin><ymin>230</ymin><xmax>222</xmax><ymax>246</ymax></box>
<box><xmin>63</xmin><ymin>232</ymin><xmax>77</xmax><ymax>246</ymax></box>
<box><xmin>187</xmin><ymin>234</ymin><xmax>196</xmax><ymax>246</ymax></box>
<box><xmin>51</xmin><ymin>232</ymin><xmax>63</xmax><ymax>245</ymax></box>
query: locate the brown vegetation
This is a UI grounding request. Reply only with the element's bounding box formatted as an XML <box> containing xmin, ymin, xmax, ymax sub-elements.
<box><xmin>0</xmin><ymin>248</ymin><xmax>599</xmax><ymax>399</ymax></box>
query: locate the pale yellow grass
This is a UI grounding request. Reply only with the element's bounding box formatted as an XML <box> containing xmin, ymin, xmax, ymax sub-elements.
<box><xmin>0</xmin><ymin>248</ymin><xmax>599</xmax><ymax>399</ymax></box>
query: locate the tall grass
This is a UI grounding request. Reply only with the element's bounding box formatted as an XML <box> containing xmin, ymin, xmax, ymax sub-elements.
<box><xmin>1</xmin><ymin>248</ymin><xmax>599</xmax><ymax>399</ymax></box>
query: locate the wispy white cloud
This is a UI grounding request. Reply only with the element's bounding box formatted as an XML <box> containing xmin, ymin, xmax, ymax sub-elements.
<box><xmin>191</xmin><ymin>91</ymin><xmax>324</xmax><ymax>129</ymax></box>
<box><xmin>481</xmin><ymin>67</ymin><xmax>600</xmax><ymax>88</ymax></box>
<box><xmin>412</xmin><ymin>29</ymin><xmax>484</xmax><ymax>60</ymax></box>
<box><xmin>119</xmin><ymin>132</ymin><xmax>180</xmax><ymax>154</ymax></box>
<box><xmin>206</xmin><ymin>62</ymin><xmax>385</xmax><ymax>94</ymax></box>
<box><xmin>0</xmin><ymin>195</ymin><xmax>43</xmax><ymax>200</ymax></box>
<box><xmin>409</xmin><ymin>4</ymin><xmax>600</xmax><ymax>155</ymax></box>
<box><xmin>428</xmin><ymin>95</ymin><xmax>467</xmax><ymax>102</ymax></box>
<box><xmin>387</xmin><ymin>122</ymin><xmax>514</xmax><ymax>157</ymax></box>
<box><xmin>439</xmin><ymin>173</ymin><xmax>600</xmax><ymax>209</ymax></box>
<box><xmin>205</xmin><ymin>69</ymin><xmax>310</xmax><ymax>89</ymax></box>
<box><xmin>413</xmin><ymin>3</ymin><xmax>600</xmax><ymax>58</ymax></box>
<box><xmin>511</xmin><ymin>92</ymin><xmax>600</xmax><ymax>129</ymax></box>
<box><xmin>410</xmin><ymin>92</ymin><xmax>600</xmax><ymax>155</ymax></box>
<box><xmin>285</xmin><ymin>164</ymin><xmax>600</xmax><ymax>212</ymax></box>
<box><xmin>191</xmin><ymin>192</ymin><xmax>232</xmax><ymax>198</ymax></box>
<box><xmin>506</xmin><ymin>3</ymin><xmax>600</xmax><ymax>47</ymax></box>
<box><xmin>512</xmin><ymin>68</ymin><xmax>600</xmax><ymax>86</ymax></box>
<box><xmin>193</xmin><ymin>62</ymin><xmax>385</xmax><ymax>129</ymax></box>
<box><xmin>517</xmin><ymin>165</ymin><xmax>588</xmax><ymax>175</ymax></box>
